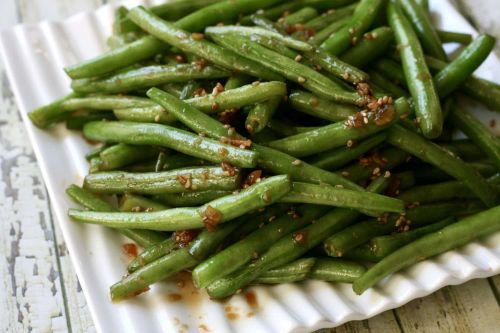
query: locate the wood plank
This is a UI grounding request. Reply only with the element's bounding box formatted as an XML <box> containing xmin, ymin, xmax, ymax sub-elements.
<box><xmin>395</xmin><ymin>278</ymin><xmax>500</xmax><ymax>332</ymax></box>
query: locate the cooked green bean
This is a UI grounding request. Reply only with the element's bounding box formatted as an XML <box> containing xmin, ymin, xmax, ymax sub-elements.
<box><xmin>193</xmin><ymin>204</ymin><xmax>329</xmax><ymax>288</ymax></box>
<box><xmin>323</xmin><ymin>200</ymin><xmax>485</xmax><ymax>257</ymax></box>
<box><xmin>309</xmin><ymin>258</ymin><xmax>366</xmax><ymax>282</ymax></box>
<box><xmin>437</xmin><ymin>30</ymin><xmax>473</xmax><ymax>44</ymax></box>
<box><xmin>65</xmin><ymin>185</ymin><xmax>165</xmax><ymax>247</ymax></box>
<box><xmin>245</xmin><ymin>97</ymin><xmax>281</xmax><ymax>134</ymax></box>
<box><xmin>289</xmin><ymin>90</ymin><xmax>357</xmax><ymax>122</ymax></box>
<box><xmin>128</xmin><ymin>6</ymin><xmax>283</xmax><ymax>81</ymax></box>
<box><xmin>340</xmin><ymin>27</ymin><xmax>394</xmax><ymax>68</ymax></box>
<box><xmin>119</xmin><ymin>194</ymin><xmax>169</xmax><ymax>212</ymax></box>
<box><xmin>309</xmin><ymin>17</ymin><xmax>348</xmax><ymax>46</ymax></box>
<box><xmin>71</xmin><ymin>64</ymin><xmax>230</xmax><ymax>94</ymax></box>
<box><xmin>83</xmin><ymin>121</ymin><xmax>258</xmax><ymax>168</ymax></box>
<box><xmin>208</xmin><ymin>33</ymin><xmax>364</xmax><ymax>105</ymax></box>
<box><xmin>254</xmin><ymin>258</ymin><xmax>316</xmax><ymax>284</ymax></box>
<box><xmin>449</xmin><ymin>109</ymin><xmax>500</xmax><ymax>169</ymax></box>
<box><xmin>387</xmin><ymin>125</ymin><xmax>498</xmax><ymax>207</ymax></box>
<box><xmin>308</xmin><ymin>133</ymin><xmax>387</xmax><ymax>170</ymax></box>
<box><xmin>64</xmin><ymin>95</ymin><xmax>155</xmax><ymax>111</ymax></box>
<box><xmin>441</xmin><ymin>139</ymin><xmax>487</xmax><ymax>161</ymax></box>
<box><xmin>280</xmin><ymin>182</ymin><xmax>405</xmax><ymax>213</ymax></box>
<box><xmin>373</xmin><ymin>58</ymin><xmax>407</xmax><ymax>88</ymax></box>
<box><xmin>388</xmin><ymin>1</ymin><xmax>442</xmax><ymax>138</ymax></box>
<box><xmin>205</xmin><ymin>177</ymin><xmax>388</xmax><ymax>298</ymax></box>
<box><xmin>367</xmin><ymin>70</ymin><xmax>408</xmax><ymax>98</ymax></box>
<box><xmin>353</xmin><ymin>205</ymin><xmax>500</xmax><ymax>294</ymax></box>
<box><xmin>94</xmin><ymin>143</ymin><xmax>159</xmax><ymax>171</ymax></box>
<box><xmin>224</xmin><ymin>74</ymin><xmax>252</xmax><ymax>90</ymax></box>
<box><xmin>85</xmin><ymin>144</ymin><xmax>109</xmax><ymax>162</ymax></box>
<box><xmin>370</xmin><ymin>217</ymin><xmax>456</xmax><ymax>258</ymax></box>
<box><xmin>204</xmin><ymin>26</ymin><xmax>313</xmax><ymax>51</ymax></box>
<box><xmin>282</xmin><ymin>7</ymin><xmax>318</xmax><ymax>25</ymax></box>
<box><xmin>320</xmin><ymin>0</ymin><xmax>384</xmax><ymax>55</ymax></box>
<box><xmin>398</xmin><ymin>0</ymin><xmax>447</xmax><ymax>60</ymax></box>
<box><xmin>305</xmin><ymin>49</ymin><xmax>370</xmax><ymax>84</ymax></box>
<box><xmin>83</xmin><ymin>166</ymin><xmax>240</xmax><ymax>195</ymax></box>
<box><xmin>434</xmin><ymin>34</ymin><xmax>496</xmax><ymax>98</ymax></box>
<box><xmin>69</xmin><ymin>175</ymin><xmax>291</xmax><ymax>231</ymax></box>
<box><xmin>65</xmin><ymin>112</ymin><xmax>116</xmax><ymax>130</ymax></box>
<box><xmin>127</xmin><ymin>237</ymin><xmax>177</xmax><ymax>273</ymax></box>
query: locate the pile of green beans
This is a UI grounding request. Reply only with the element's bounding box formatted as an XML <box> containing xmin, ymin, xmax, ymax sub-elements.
<box><xmin>31</xmin><ymin>0</ymin><xmax>500</xmax><ymax>302</ymax></box>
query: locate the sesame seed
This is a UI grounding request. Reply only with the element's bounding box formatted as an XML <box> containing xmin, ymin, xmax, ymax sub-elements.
<box><xmin>346</xmin><ymin>140</ymin><xmax>354</xmax><ymax>148</ymax></box>
<box><xmin>154</xmin><ymin>114</ymin><xmax>161</xmax><ymax>123</ymax></box>
<box><xmin>297</xmin><ymin>76</ymin><xmax>306</xmax><ymax>84</ymax></box>
<box><xmin>252</xmin><ymin>80</ymin><xmax>260</xmax><ymax>86</ymax></box>
<box><xmin>341</xmin><ymin>171</ymin><xmax>350</xmax><ymax>177</ymax></box>
<box><xmin>292</xmin><ymin>159</ymin><xmax>302</xmax><ymax>166</ymax></box>
<box><xmin>343</xmin><ymin>72</ymin><xmax>350</xmax><ymax>80</ymax></box>
<box><xmin>372</xmin><ymin>167</ymin><xmax>381</xmax><ymax>175</ymax></box>
<box><xmin>384</xmin><ymin>170</ymin><xmax>391</xmax><ymax>178</ymax></box>
<box><xmin>191</xmin><ymin>32</ymin><xmax>204</xmax><ymax>40</ymax></box>
<box><xmin>294</xmin><ymin>54</ymin><xmax>303</xmax><ymax>62</ymax></box>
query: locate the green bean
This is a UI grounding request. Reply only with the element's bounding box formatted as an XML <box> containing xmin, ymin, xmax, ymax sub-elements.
<box><xmin>340</xmin><ymin>27</ymin><xmax>394</xmax><ymax>68</ymax></box>
<box><xmin>280</xmin><ymin>182</ymin><xmax>405</xmax><ymax>213</ymax></box>
<box><xmin>93</xmin><ymin>143</ymin><xmax>159</xmax><ymax>171</ymax></box>
<box><xmin>398</xmin><ymin>0</ymin><xmax>447</xmax><ymax>61</ymax></box>
<box><xmin>155</xmin><ymin>190</ymin><xmax>232</xmax><ymax>207</ymax></box>
<box><xmin>309</xmin><ymin>17</ymin><xmax>348</xmax><ymax>46</ymax></box>
<box><xmin>370</xmin><ymin>217</ymin><xmax>456</xmax><ymax>258</ymax></box>
<box><xmin>282</xmin><ymin>7</ymin><xmax>319</xmax><ymax>25</ymax></box>
<box><xmin>399</xmin><ymin>181</ymin><xmax>478</xmax><ymax>204</ymax></box>
<box><xmin>388</xmin><ymin>1</ymin><xmax>442</xmax><ymax>138</ymax></box>
<box><xmin>323</xmin><ymin>200</ymin><xmax>485</xmax><ymax>257</ymax></box>
<box><xmin>267</xmin><ymin>99</ymin><xmax>401</xmax><ymax>157</ymax></box>
<box><xmin>245</xmin><ymin>97</ymin><xmax>281</xmax><ymax>134</ymax></box>
<box><xmin>193</xmin><ymin>204</ymin><xmax>329</xmax><ymax>288</ymax></box>
<box><xmin>205</xmin><ymin>26</ymin><xmax>313</xmax><ymax>51</ymax></box>
<box><xmin>441</xmin><ymin>139</ymin><xmax>487</xmax><ymax>161</ymax></box>
<box><xmin>148</xmin><ymin>86</ymin><xmax>364</xmax><ymax>191</ymax></box>
<box><xmin>224</xmin><ymin>75</ymin><xmax>252</xmax><ymax>90</ymax></box>
<box><xmin>83</xmin><ymin>121</ymin><xmax>258</xmax><ymax>168</ymax></box>
<box><xmin>449</xmin><ymin>109</ymin><xmax>500</xmax><ymax>169</ymax></box>
<box><xmin>320</xmin><ymin>0</ymin><xmax>384</xmax><ymax>55</ymax></box>
<box><xmin>254</xmin><ymin>258</ymin><xmax>316</xmax><ymax>284</ymax></box>
<box><xmin>267</xmin><ymin>119</ymin><xmax>316</xmax><ymax>137</ymax></box>
<box><xmin>305</xmin><ymin>49</ymin><xmax>370</xmax><ymax>84</ymax></box>
<box><xmin>71</xmin><ymin>65</ymin><xmax>230</xmax><ymax>94</ymax></box>
<box><xmin>65</xmin><ymin>185</ymin><xmax>166</xmax><ymax>247</ymax></box>
<box><xmin>85</xmin><ymin>144</ymin><xmax>109</xmax><ymax>162</ymax></box>
<box><xmin>373</xmin><ymin>58</ymin><xmax>407</xmax><ymax>88</ymax></box>
<box><xmin>387</xmin><ymin>125</ymin><xmax>498</xmax><ymax>206</ymax></box>
<box><xmin>208</xmin><ymin>33</ymin><xmax>363</xmax><ymax>105</ymax></box>
<box><xmin>66</xmin><ymin>0</ymin><xmax>284</xmax><ymax>79</ymax></box>
<box><xmin>437</xmin><ymin>30</ymin><xmax>473</xmax><ymax>44</ymax></box>
<box><xmin>128</xmin><ymin>7</ymin><xmax>283</xmax><ymax>81</ymax></box>
<box><xmin>69</xmin><ymin>175</ymin><xmax>291</xmax><ymax>231</ymax></box>
<box><xmin>343</xmin><ymin>244</ymin><xmax>382</xmax><ymax>262</ymax></box>
<box><xmin>367</xmin><ymin>70</ymin><xmax>408</xmax><ymax>98</ymax></box>
<box><xmin>415</xmin><ymin>161</ymin><xmax>498</xmax><ymax>184</ymax></box>
<box><xmin>205</xmin><ymin>177</ymin><xmax>388</xmax><ymax>298</ymax></box>
<box><xmin>83</xmin><ymin>166</ymin><xmax>240</xmax><ymax>195</ymax></box>
<box><xmin>249</xmin><ymin>14</ymin><xmax>285</xmax><ymax>34</ymax></box>
<box><xmin>305</xmin><ymin>3</ymin><xmax>357</xmax><ymax>31</ymax></box>
<box><xmin>119</xmin><ymin>194</ymin><xmax>169</xmax><ymax>212</ymax></box>
<box><xmin>64</xmin><ymin>95</ymin><xmax>154</xmax><ymax>111</ymax></box>
<box><xmin>433</xmin><ymin>34</ymin><xmax>496</xmax><ymax>98</ymax></box>
<box><xmin>353</xmin><ymin>205</ymin><xmax>500</xmax><ymax>294</ymax></box>
<box><xmin>28</xmin><ymin>93</ymin><xmax>79</xmax><ymax>128</ymax></box>
<box><xmin>289</xmin><ymin>90</ymin><xmax>358</xmax><ymax>122</ymax></box>
<box><xmin>308</xmin><ymin>133</ymin><xmax>387</xmax><ymax>170</ymax></box>
<box><xmin>128</xmin><ymin>153</ymin><xmax>209</xmax><ymax>173</ymax></box>
<box><xmin>395</xmin><ymin>171</ymin><xmax>416</xmax><ymax>190</ymax></box>
<box><xmin>127</xmin><ymin>237</ymin><xmax>177</xmax><ymax>273</ymax></box>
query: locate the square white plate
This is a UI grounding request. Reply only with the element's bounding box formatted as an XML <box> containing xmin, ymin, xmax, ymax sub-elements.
<box><xmin>1</xmin><ymin>1</ymin><xmax>499</xmax><ymax>332</ymax></box>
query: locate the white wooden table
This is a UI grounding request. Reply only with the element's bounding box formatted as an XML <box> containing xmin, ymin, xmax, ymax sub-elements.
<box><xmin>0</xmin><ymin>1</ymin><xmax>499</xmax><ymax>332</ymax></box>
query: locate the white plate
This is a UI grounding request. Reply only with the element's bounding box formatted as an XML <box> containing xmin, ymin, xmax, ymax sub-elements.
<box><xmin>1</xmin><ymin>1</ymin><xmax>499</xmax><ymax>332</ymax></box>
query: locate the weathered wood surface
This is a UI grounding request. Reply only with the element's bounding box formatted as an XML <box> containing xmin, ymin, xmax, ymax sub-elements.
<box><xmin>0</xmin><ymin>1</ymin><xmax>499</xmax><ymax>333</ymax></box>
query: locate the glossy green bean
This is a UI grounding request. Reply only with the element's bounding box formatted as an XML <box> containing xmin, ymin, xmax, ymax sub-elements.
<box><xmin>441</xmin><ymin>139</ymin><xmax>487</xmax><ymax>161</ymax></box>
<box><xmin>306</xmin><ymin>49</ymin><xmax>369</xmax><ymax>84</ymax></box>
<box><xmin>282</xmin><ymin>7</ymin><xmax>318</xmax><ymax>25</ymax></box>
<box><xmin>94</xmin><ymin>143</ymin><xmax>159</xmax><ymax>171</ymax></box>
<box><xmin>280</xmin><ymin>182</ymin><xmax>405</xmax><ymax>213</ymax></box>
<box><xmin>388</xmin><ymin>1</ymin><xmax>442</xmax><ymax>138</ymax></box>
<box><xmin>127</xmin><ymin>237</ymin><xmax>177</xmax><ymax>273</ymax></box>
<box><xmin>434</xmin><ymin>34</ymin><xmax>495</xmax><ymax>98</ymax></box>
<box><xmin>370</xmin><ymin>217</ymin><xmax>456</xmax><ymax>258</ymax></box>
<box><xmin>119</xmin><ymin>194</ymin><xmax>169</xmax><ymax>212</ymax></box>
<box><xmin>128</xmin><ymin>6</ymin><xmax>283</xmax><ymax>81</ymax></box>
<box><xmin>398</xmin><ymin>0</ymin><xmax>447</xmax><ymax>60</ymax></box>
<box><xmin>353</xmin><ymin>205</ymin><xmax>500</xmax><ymax>294</ymax></box>
<box><xmin>254</xmin><ymin>258</ymin><xmax>316</xmax><ymax>284</ymax></box>
<box><xmin>309</xmin><ymin>17</ymin><xmax>348</xmax><ymax>46</ymax></box>
<box><xmin>65</xmin><ymin>185</ymin><xmax>165</xmax><ymax>247</ymax></box>
<box><xmin>305</xmin><ymin>3</ymin><xmax>357</xmax><ymax>31</ymax></box>
<box><xmin>437</xmin><ymin>30</ymin><xmax>473</xmax><ymax>44</ymax></box>
<box><xmin>309</xmin><ymin>258</ymin><xmax>367</xmax><ymax>282</ymax></box>
<box><xmin>308</xmin><ymin>133</ymin><xmax>387</xmax><ymax>170</ymax></box>
<box><xmin>245</xmin><ymin>97</ymin><xmax>281</xmax><ymax>134</ymax></box>
<box><xmin>205</xmin><ymin>177</ymin><xmax>388</xmax><ymax>298</ymax></box>
<box><xmin>192</xmin><ymin>204</ymin><xmax>329</xmax><ymax>288</ymax></box>
<box><xmin>83</xmin><ymin>166</ymin><xmax>240</xmax><ymax>195</ymax></box>
<box><xmin>69</xmin><ymin>175</ymin><xmax>291</xmax><ymax>231</ymax></box>
<box><xmin>72</xmin><ymin>64</ymin><xmax>230</xmax><ymax>94</ymax></box>
<box><xmin>367</xmin><ymin>70</ymin><xmax>408</xmax><ymax>98</ymax></box>
<box><xmin>320</xmin><ymin>0</ymin><xmax>384</xmax><ymax>55</ymax></box>
<box><xmin>288</xmin><ymin>90</ymin><xmax>357</xmax><ymax>122</ymax></box>
<box><xmin>387</xmin><ymin>125</ymin><xmax>498</xmax><ymax>207</ymax></box>
<box><xmin>83</xmin><ymin>121</ymin><xmax>258</xmax><ymax>168</ymax></box>
<box><xmin>323</xmin><ymin>200</ymin><xmax>485</xmax><ymax>257</ymax></box>
<box><xmin>208</xmin><ymin>33</ymin><xmax>364</xmax><ymax>105</ymax></box>
<box><xmin>63</xmin><ymin>95</ymin><xmax>155</xmax><ymax>110</ymax></box>
<box><xmin>340</xmin><ymin>27</ymin><xmax>394</xmax><ymax>68</ymax></box>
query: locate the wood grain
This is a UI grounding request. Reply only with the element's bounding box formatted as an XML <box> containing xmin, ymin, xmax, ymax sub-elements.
<box><xmin>0</xmin><ymin>1</ymin><xmax>499</xmax><ymax>333</ymax></box>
